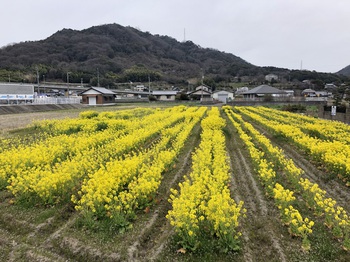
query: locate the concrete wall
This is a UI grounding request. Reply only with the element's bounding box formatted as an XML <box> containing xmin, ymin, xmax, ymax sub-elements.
<box><xmin>0</xmin><ymin>104</ymin><xmax>86</xmax><ymax>115</ymax></box>
<box><xmin>318</xmin><ymin>105</ymin><xmax>350</xmax><ymax>124</ymax></box>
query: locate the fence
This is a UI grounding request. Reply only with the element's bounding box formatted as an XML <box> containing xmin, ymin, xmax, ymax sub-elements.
<box><xmin>33</xmin><ymin>97</ymin><xmax>81</xmax><ymax>104</ymax></box>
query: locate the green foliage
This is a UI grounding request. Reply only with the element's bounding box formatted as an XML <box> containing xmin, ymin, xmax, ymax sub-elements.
<box><xmin>281</xmin><ymin>104</ymin><xmax>306</xmax><ymax>113</ymax></box>
<box><xmin>263</xmin><ymin>94</ymin><xmax>273</xmax><ymax>102</ymax></box>
<box><xmin>79</xmin><ymin>110</ymin><xmax>99</xmax><ymax>119</ymax></box>
<box><xmin>148</xmin><ymin>95</ymin><xmax>157</xmax><ymax>101</ymax></box>
<box><xmin>290</xmin><ymin>70</ymin><xmax>347</xmax><ymax>86</ymax></box>
<box><xmin>176</xmin><ymin>93</ymin><xmax>189</xmax><ymax>100</ymax></box>
<box><xmin>0</xmin><ymin>69</ymin><xmax>25</xmax><ymax>82</ymax></box>
<box><xmin>123</xmin><ymin>65</ymin><xmax>161</xmax><ymax>82</ymax></box>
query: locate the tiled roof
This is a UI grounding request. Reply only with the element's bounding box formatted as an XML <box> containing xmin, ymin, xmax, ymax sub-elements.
<box><xmin>152</xmin><ymin>90</ymin><xmax>178</xmax><ymax>95</ymax></box>
<box><xmin>81</xmin><ymin>87</ymin><xmax>116</xmax><ymax>95</ymax></box>
<box><xmin>243</xmin><ymin>85</ymin><xmax>286</xmax><ymax>94</ymax></box>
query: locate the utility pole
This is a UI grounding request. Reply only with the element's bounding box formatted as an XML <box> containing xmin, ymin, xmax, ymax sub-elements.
<box><xmin>67</xmin><ymin>72</ymin><xmax>70</xmax><ymax>97</ymax></box>
<box><xmin>148</xmin><ymin>74</ymin><xmax>151</xmax><ymax>103</ymax></box>
<box><xmin>36</xmin><ymin>67</ymin><xmax>40</xmax><ymax>96</ymax></box>
<box><xmin>43</xmin><ymin>75</ymin><xmax>46</xmax><ymax>94</ymax></box>
<box><xmin>97</xmin><ymin>68</ymin><xmax>100</xmax><ymax>87</ymax></box>
<box><xmin>201</xmin><ymin>69</ymin><xmax>204</xmax><ymax>102</ymax></box>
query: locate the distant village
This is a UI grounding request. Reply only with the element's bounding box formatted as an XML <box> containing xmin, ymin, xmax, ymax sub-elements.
<box><xmin>0</xmin><ymin>73</ymin><xmax>341</xmax><ymax>106</ymax></box>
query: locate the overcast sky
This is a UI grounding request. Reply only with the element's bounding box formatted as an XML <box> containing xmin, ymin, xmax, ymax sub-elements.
<box><xmin>1</xmin><ymin>0</ymin><xmax>349</xmax><ymax>73</ymax></box>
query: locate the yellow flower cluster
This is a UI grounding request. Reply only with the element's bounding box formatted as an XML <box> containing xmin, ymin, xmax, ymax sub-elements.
<box><xmin>224</xmin><ymin>107</ymin><xmax>302</xmax><ymax>188</ymax></box>
<box><xmin>32</xmin><ymin>107</ymin><xmax>156</xmax><ymax>135</ymax></box>
<box><xmin>223</xmin><ymin>106</ymin><xmax>314</xmax><ymax>249</ymax></box>
<box><xmin>73</xmin><ymin>107</ymin><xmax>207</xmax><ymax>224</ymax></box>
<box><xmin>167</xmin><ymin>107</ymin><xmax>245</xmax><ymax>252</ymax></box>
<box><xmin>299</xmin><ymin>177</ymin><xmax>350</xmax><ymax>249</ymax></box>
<box><xmin>238</xmin><ymin>106</ymin><xmax>350</xmax><ymax>185</ymax></box>
<box><xmin>284</xmin><ymin>205</ymin><xmax>314</xmax><ymax>251</ymax></box>
<box><xmin>250</xmin><ymin>106</ymin><xmax>350</xmax><ymax>145</ymax></box>
<box><xmin>273</xmin><ymin>183</ymin><xmax>296</xmax><ymax>210</ymax></box>
<box><xmin>3</xmin><ymin>106</ymin><xmax>195</xmax><ymax>204</ymax></box>
<box><xmin>230</xmin><ymin>106</ymin><xmax>350</xmax><ymax>250</ymax></box>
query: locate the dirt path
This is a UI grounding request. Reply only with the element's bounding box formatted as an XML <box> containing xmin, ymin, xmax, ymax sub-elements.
<box><xmin>0</xmin><ymin>111</ymin><xmax>81</xmax><ymax>134</ymax></box>
<box><xmin>127</xmin><ymin>123</ymin><xmax>202</xmax><ymax>262</ymax></box>
<box><xmin>225</xmin><ymin>119</ymin><xmax>290</xmax><ymax>262</ymax></box>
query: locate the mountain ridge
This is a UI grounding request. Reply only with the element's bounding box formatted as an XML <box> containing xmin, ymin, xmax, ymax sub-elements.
<box><xmin>338</xmin><ymin>65</ymin><xmax>350</xmax><ymax>77</ymax></box>
<box><xmin>0</xmin><ymin>23</ymin><xmax>347</xmax><ymax>88</ymax></box>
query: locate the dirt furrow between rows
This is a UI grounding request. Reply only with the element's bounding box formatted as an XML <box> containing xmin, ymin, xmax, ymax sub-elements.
<box><xmin>281</xmin><ymin>144</ymin><xmax>350</xmax><ymax>211</ymax></box>
<box><xmin>127</xmin><ymin>122</ymin><xmax>202</xmax><ymax>262</ymax></box>
<box><xmin>226</xmin><ymin>123</ymin><xmax>288</xmax><ymax>262</ymax></box>
<box><xmin>250</xmin><ymin>121</ymin><xmax>350</xmax><ymax>213</ymax></box>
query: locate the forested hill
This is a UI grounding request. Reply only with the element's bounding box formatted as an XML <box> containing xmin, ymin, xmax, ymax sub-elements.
<box><xmin>338</xmin><ymin>65</ymin><xmax>350</xmax><ymax>77</ymax></box>
<box><xmin>0</xmin><ymin>23</ymin><xmax>259</xmax><ymax>87</ymax></box>
<box><xmin>0</xmin><ymin>23</ymin><xmax>348</xmax><ymax>88</ymax></box>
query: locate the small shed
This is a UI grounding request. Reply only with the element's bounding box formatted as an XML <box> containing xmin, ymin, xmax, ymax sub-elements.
<box><xmin>0</xmin><ymin>83</ymin><xmax>34</xmax><ymax>104</ymax></box>
<box><xmin>212</xmin><ymin>90</ymin><xmax>234</xmax><ymax>103</ymax></box>
<box><xmin>80</xmin><ymin>87</ymin><xmax>116</xmax><ymax>105</ymax></box>
<box><xmin>152</xmin><ymin>90</ymin><xmax>178</xmax><ymax>101</ymax></box>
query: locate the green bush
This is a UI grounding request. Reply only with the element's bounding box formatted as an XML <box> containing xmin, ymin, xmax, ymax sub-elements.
<box><xmin>79</xmin><ymin>110</ymin><xmax>99</xmax><ymax>119</ymax></box>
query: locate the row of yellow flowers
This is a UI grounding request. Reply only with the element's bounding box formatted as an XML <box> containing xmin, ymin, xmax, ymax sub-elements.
<box><xmin>167</xmin><ymin>107</ymin><xmax>245</xmax><ymax>252</ymax></box>
<box><xmin>248</xmin><ymin>106</ymin><xmax>350</xmax><ymax>145</ymax></box>
<box><xmin>231</xmin><ymin>106</ymin><xmax>350</xmax><ymax>250</ymax></box>
<box><xmin>237</xmin><ymin>106</ymin><xmax>350</xmax><ymax>185</ymax></box>
<box><xmin>4</xmin><ymin>106</ymin><xmax>190</xmax><ymax>204</ymax></box>
<box><xmin>224</xmin><ymin>106</ymin><xmax>314</xmax><ymax>250</ymax></box>
<box><xmin>298</xmin><ymin>177</ymin><xmax>350</xmax><ymax>250</ymax></box>
<box><xmin>73</xmin><ymin>107</ymin><xmax>207</xmax><ymax>226</ymax></box>
<box><xmin>0</xmin><ymin>108</ymin><xmax>162</xmax><ymax>189</ymax></box>
<box><xmin>32</xmin><ymin>107</ymin><xmax>157</xmax><ymax>136</ymax></box>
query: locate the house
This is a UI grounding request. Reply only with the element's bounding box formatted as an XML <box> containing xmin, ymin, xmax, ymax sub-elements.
<box><xmin>152</xmin><ymin>90</ymin><xmax>178</xmax><ymax>101</ymax></box>
<box><xmin>242</xmin><ymin>85</ymin><xmax>287</xmax><ymax>99</ymax></box>
<box><xmin>284</xmin><ymin>90</ymin><xmax>295</xmax><ymax>97</ymax></box>
<box><xmin>80</xmin><ymin>87</ymin><xmax>116</xmax><ymax>105</ymax></box>
<box><xmin>112</xmin><ymin>89</ymin><xmax>150</xmax><ymax>100</ymax></box>
<box><xmin>315</xmin><ymin>91</ymin><xmax>329</xmax><ymax>97</ymax></box>
<box><xmin>324</xmin><ymin>83</ymin><xmax>337</xmax><ymax>90</ymax></box>
<box><xmin>212</xmin><ymin>90</ymin><xmax>234</xmax><ymax>103</ymax></box>
<box><xmin>0</xmin><ymin>83</ymin><xmax>34</xmax><ymax>104</ymax></box>
<box><xmin>187</xmin><ymin>86</ymin><xmax>212</xmax><ymax>102</ymax></box>
<box><xmin>235</xmin><ymin>86</ymin><xmax>249</xmax><ymax>96</ymax></box>
<box><xmin>301</xmin><ymin>88</ymin><xmax>317</xmax><ymax>97</ymax></box>
<box><xmin>195</xmin><ymin>84</ymin><xmax>212</xmax><ymax>92</ymax></box>
<box><xmin>134</xmin><ymin>85</ymin><xmax>147</xmax><ymax>92</ymax></box>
